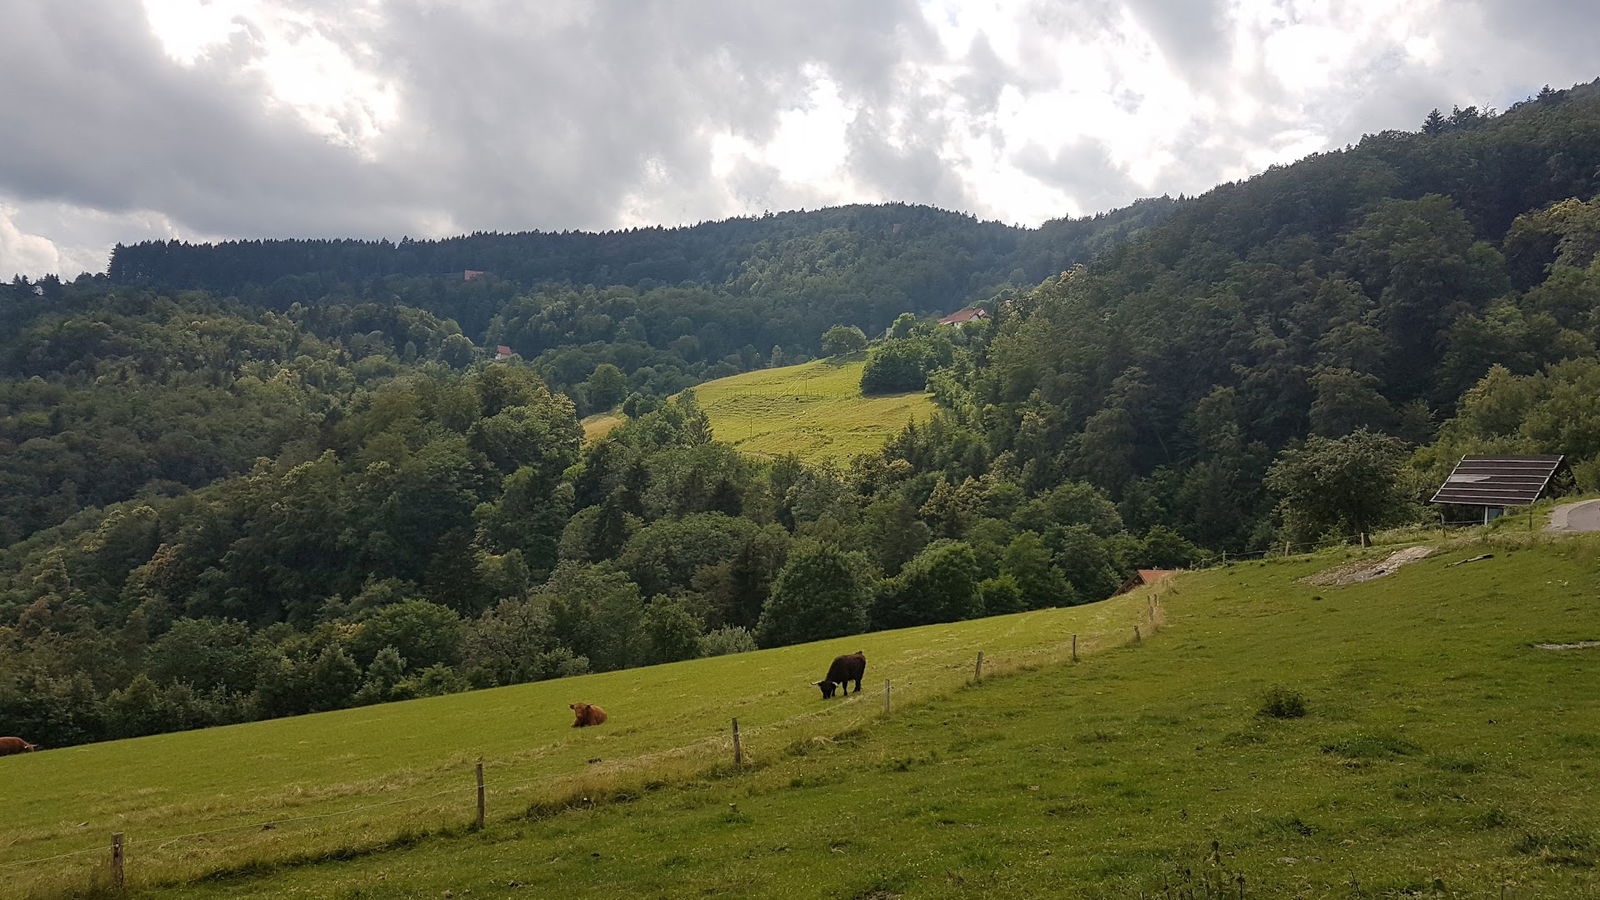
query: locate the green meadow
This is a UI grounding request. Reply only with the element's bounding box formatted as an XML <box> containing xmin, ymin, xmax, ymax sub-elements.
<box><xmin>691</xmin><ymin>356</ymin><xmax>937</xmax><ymax>465</ymax></box>
<box><xmin>163</xmin><ymin>533</ymin><xmax>1597</xmax><ymax>897</ymax></box>
<box><xmin>7</xmin><ymin>530</ymin><xmax>1600</xmax><ymax>898</ymax></box>
<box><xmin>0</xmin><ymin>593</ymin><xmax>1143</xmax><ymax>897</ymax></box>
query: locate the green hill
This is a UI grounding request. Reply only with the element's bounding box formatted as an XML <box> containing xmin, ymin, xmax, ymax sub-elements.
<box><xmin>691</xmin><ymin>356</ymin><xmax>937</xmax><ymax>464</ymax></box>
<box><xmin>8</xmin><ymin>530</ymin><xmax>1600</xmax><ymax>897</ymax></box>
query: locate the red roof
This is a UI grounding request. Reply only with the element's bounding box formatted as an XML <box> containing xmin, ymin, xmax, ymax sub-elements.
<box><xmin>1115</xmin><ymin>568</ymin><xmax>1179</xmax><ymax>596</ymax></box>
<box><xmin>937</xmin><ymin>308</ymin><xmax>990</xmax><ymax>325</ymax></box>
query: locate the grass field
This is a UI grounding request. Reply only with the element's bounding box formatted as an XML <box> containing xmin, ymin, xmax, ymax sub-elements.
<box><xmin>7</xmin><ymin>530</ymin><xmax>1600</xmax><ymax>898</ymax></box>
<box><xmin>691</xmin><ymin>355</ymin><xmax>938</xmax><ymax>465</ymax></box>
<box><xmin>580</xmin><ymin>411</ymin><xmax>625</xmax><ymax>444</ymax></box>
<box><xmin>0</xmin><ymin>593</ymin><xmax>1146</xmax><ymax>897</ymax></box>
<box><xmin>166</xmin><ymin>533</ymin><xmax>1600</xmax><ymax>897</ymax></box>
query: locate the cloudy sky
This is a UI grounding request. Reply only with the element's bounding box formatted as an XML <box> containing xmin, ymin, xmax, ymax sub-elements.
<box><xmin>2</xmin><ymin>0</ymin><xmax>1596</xmax><ymax>280</ymax></box>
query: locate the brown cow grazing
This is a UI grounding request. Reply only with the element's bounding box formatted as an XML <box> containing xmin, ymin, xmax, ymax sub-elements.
<box><xmin>0</xmin><ymin>737</ymin><xmax>38</xmax><ymax>756</ymax></box>
<box><xmin>815</xmin><ymin>651</ymin><xmax>867</xmax><ymax>699</ymax></box>
<box><xmin>569</xmin><ymin>703</ymin><xmax>608</xmax><ymax>727</ymax></box>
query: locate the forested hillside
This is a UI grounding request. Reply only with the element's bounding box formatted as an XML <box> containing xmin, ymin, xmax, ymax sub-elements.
<box><xmin>4</xmin><ymin>79</ymin><xmax>1600</xmax><ymax>748</ymax></box>
<box><xmin>106</xmin><ymin>200</ymin><xmax>1174</xmax><ymax>399</ymax></box>
<box><xmin>942</xmin><ymin>81</ymin><xmax>1600</xmax><ymax>548</ymax></box>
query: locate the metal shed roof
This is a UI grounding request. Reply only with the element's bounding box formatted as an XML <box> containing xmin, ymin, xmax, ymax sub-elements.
<box><xmin>1429</xmin><ymin>455</ymin><xmax>1564</xmax><ymax>507</ymax></box>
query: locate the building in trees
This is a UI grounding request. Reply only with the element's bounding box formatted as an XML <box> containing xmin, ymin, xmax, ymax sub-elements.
<box><xmin>936</xmin><ymin>308</ymin><xmax>989</xmax><ymax>326</ymax></box>
<box><xmin>1115</xmin><ymin>569</ymin><xmax>1179</xmax><ymax>595</ymax></box>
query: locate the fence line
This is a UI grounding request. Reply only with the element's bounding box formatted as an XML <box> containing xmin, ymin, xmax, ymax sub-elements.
<box><xmin>0</xmin><ymin>844</ymin><xmax>107</xmax><ymax>872</ymax></box>
<box><xmin>1196</xmin><ymin>528</ymin><xmax>1432</xmax><ymax>568</ymax></box>
<box><xmin>1</xmin><ymin>590</ymin><xmax>1166</xmax><ymax>886</ymax></box>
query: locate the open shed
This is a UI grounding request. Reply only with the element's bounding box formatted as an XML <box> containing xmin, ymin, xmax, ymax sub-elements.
<box><xmin>1429</xmin><ymin>454</ymin><xmax>1564</xmax><ymax>524</ymax></box>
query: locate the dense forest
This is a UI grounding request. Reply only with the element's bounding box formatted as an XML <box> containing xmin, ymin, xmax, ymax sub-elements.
<box><xmin>107</xmin><ymin>200</ymin><xmax>1174</xmax><ymax>365</ymax></box>
<box><xmin>4</xmin><ymin>79</ymin><xmax>1600</xmax><ymax>747</ymax></box>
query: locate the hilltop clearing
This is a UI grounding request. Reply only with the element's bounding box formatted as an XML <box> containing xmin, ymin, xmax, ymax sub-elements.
<box><xmin>692</xmin><ymin>356</ymin><xmax>936</xmax><ymax>465</ymax></box>
<box><xmin>580</xmin><ymin>410</ymin><xmax>627</xmax><ymax>444</ymax></box>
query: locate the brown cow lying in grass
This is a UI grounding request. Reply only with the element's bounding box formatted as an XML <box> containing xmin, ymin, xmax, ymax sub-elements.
<box><xmin>570</xmin><ymin>703</ymin><xmax>608</xmax><ymax>727</ymax></box>
<box><xmin>0</xmin><ymin>736</ymin><xmax>39</xmax><ymax>756</ymax></box>
<box><xmin>816</xmin><ymin>651</ymin><xmax>867</xmax><ymax>699</ymax></box>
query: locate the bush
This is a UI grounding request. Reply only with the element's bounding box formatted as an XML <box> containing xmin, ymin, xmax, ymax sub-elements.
<box><xmin>699</xmin><ymin>626</ymin><xmax>758</xmax><ymax>657</ymax></box>
<box><xmin>872</xmin><ymin>540</ymin><xmax>982</xmax><ymax>629</ymax></box>
<box><xmin>820</xmin><ymin>324</ymin><xmax>867</xmax><ymax>356</ymax></box>
<box><xmin>977</xmin><ymin>574</ymin><xmax>1024</xmax><ymax>616</ymax></box>
<box><xmin>757</xmin><ymin>541</ymin><xmax>874</xmax><ymax>647</ymax></box>
<box><xmin>396</xmin><ymin>663</ymin><xmax>469</xmax><ymax>699</ymax></box>
<box><xmin>860</xmin><ymin>339</ymin><xmax>933</xmax><ymax>394</ymax></box>
<box><xmin>1259</xmin><ymin>686</ymin><xmax>1308</xmax><ymax>719</ymax></box>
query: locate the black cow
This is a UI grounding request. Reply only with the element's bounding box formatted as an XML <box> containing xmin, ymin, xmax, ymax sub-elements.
<box><xmin>815</xmin><ymin>651</ymin><xmax>867</xmax><ymax>699</ymax></box>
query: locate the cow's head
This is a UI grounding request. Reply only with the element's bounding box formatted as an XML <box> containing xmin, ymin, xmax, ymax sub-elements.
<box><xmin>815</xmin><ymin>680</ymin><xmax>838</xmax><ymax>699</ymax></box>
<box><xmin>21</xmin><ymin>741</ymin><xmax>37</xmax><ymax>752</ymax></box>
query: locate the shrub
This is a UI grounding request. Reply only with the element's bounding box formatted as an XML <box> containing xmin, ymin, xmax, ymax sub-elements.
<box><xmin>757</xmin><ymin>541</ymin><xmax>874</xmax><ymax>647</ymax></box>
<box><xmin>1259</xmin><ymin>686</ymin><xmax>1308</xmax><ymax>719</ymax></box>
<box><xmin>699</xmin><ymin>626</ymin><xmax>758</xmax><ymax>657</ymax></box>
<box><xmin>820</xmin><ymin>324</ymin><xmax>867</xmax><ymax>356</ymax></box>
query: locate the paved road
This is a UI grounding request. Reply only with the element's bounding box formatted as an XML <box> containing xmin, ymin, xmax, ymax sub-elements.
<box><xmin>1547</xmin><ymin>499</ymin><xmax>1600</xmax><ymax>532</ymax></box>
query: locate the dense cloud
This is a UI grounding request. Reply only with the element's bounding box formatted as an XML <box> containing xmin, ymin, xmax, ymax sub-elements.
<box><xmin>2</xmin><ymin>0</ymin><xmax>1598</xmax><ymax>278</ymax></box>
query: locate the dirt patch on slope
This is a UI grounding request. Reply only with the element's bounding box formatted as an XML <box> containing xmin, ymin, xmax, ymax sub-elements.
<box><xmin>1302</xmin><ymin>546</ymin><xmax>1435</xmax><ymax>586</ymax></box>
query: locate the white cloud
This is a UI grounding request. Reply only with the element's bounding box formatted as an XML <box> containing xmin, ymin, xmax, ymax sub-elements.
<box><xmin>141</xmin><ymin>0</ymin><xmax>256</xmax><ymax>64</ymax></box>
<box><xmin>0</xmin><ymin>205</ymin><xmax>63</xmax><ymax>278</ymax></box>
<box><xmin>1</xmin><ymin>0</ymin><xmax>1596</xmax><ymax>280</ymax></box>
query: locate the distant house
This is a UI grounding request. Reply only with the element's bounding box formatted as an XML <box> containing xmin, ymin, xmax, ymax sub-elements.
<box><xmin>464</xmin><ymin>269</ymin><xmax>487</xmax><ymax>281</ymax></box>
<box><xmin>937</xmin><ymin>308</ymin><xmax>990</xmax><ymax>326</ymax></box>
<box><xmin>494</xmin><ymin>345</ymin><xmax>516</xmax><ymax>361</ymax></box>
<box><xmin>1116</xmin><ymin>569</ymin><xmax>1178</xmax><ymax>595</ymax></box>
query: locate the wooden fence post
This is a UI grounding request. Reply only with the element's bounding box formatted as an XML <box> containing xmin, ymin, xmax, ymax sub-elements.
<box><xmin>475</xmin><ymin>760</ymin><xmax>485</xmax><ymax>829</ymax></box>
<box><xmin>111</xmin><ymin>832</ymin><xmax>124</xmax><ymax>892</ymax></box>
<box><xmin>1071</xmin><ymin>633</ymin><xmax>1078</xmax><ymax>662</ymax></box>
<box><xmin>883</xmin><ymin>680</ymin><xmax>890</xmax><ymax>714</ymax></box>
<box><xmin>731</xmin><ymin>718</ymin><xmax>743</xmax><ymax>766</ymax></box>
<box><xmin>974</xmin><ymin>651</ymin><xmax>984</xmax><ymax>682</ymax></box>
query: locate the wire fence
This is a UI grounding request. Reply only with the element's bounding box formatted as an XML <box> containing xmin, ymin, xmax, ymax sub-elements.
<box><xmin>0</xmin><ymin>594</ymin><xmax>1167</xmax><ymax>893</ymax></box>
<box><xmin>1191</xmin><ymin>515</ymin><xmax>1527</xmax><ymax>568</ymax></box>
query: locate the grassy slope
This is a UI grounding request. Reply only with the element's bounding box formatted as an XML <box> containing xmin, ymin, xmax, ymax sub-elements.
<box><xmin>580</xmin><ymin>411</ymin><xmax>625</xmax><ymax>444</ymax></box>
<box><xmin>152</xmin><ymin>532</ymin><xmax>1600</xmax><ymax>899</ymax></box>
<box><xmin>0</xmin><ymin>598</ymin><xmax>1143</xmax><ymax>897</ymax></box>
<box><xmin>692</xmin><ymin>356</ymin><xmax>937</xmax><ymax>465</ymax></box>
